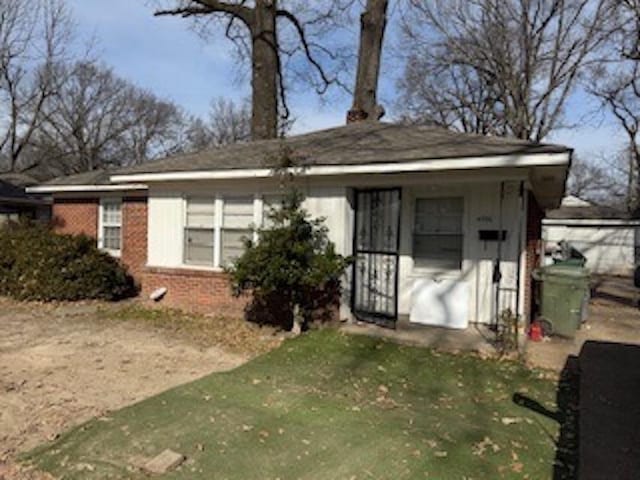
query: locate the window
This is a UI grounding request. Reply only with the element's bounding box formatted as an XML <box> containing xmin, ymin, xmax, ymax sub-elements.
<box><xmin>221</xmin><ymin>196</ymin><xmax>254</xmax><ymax>266</ymax></box>
<box><xmin>413</xmin><ymin>197</ymin><xmax>464</xmax><ymax>270</ymax></box>
<box><xmin>100</xmin><ymin>199</ymin><xmax>122</xmax><ymax>254</ymax></box>
<box><xmin>184</xmin><ymin>197</ymin><xmax>215</xmax><ymax>265</ymax></box>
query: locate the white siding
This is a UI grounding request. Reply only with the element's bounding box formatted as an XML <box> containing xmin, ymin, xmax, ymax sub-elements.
<box><xmin>145</xmin><ymin>176</ymin><xmax>527</xmax><ymax>326</ymax></box>
<box><xmin>397</xmin><ymin>181</ymin><xmax>524</xmax><ymax>325</ymax></box>
<box><xmin>148</xmin><ymin>190</ymin><xmax>184</xmax><ymax>267</ymax></box>
<box><xmin>543</xmin><ymin>224</ymin><xmax>637</xmax><ymax>275</ymax></box>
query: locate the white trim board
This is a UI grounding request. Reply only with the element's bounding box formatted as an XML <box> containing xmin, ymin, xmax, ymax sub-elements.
<box><xmin>110</xmin><ymin>152</ymin><xmax>570</xmax><ymax>183</ymax></box>
<box><xmin>26</xmin><ymin>184</ymin><xmax>148</xmax><ymax>194</ymax></box>
<box><xmin>543</xmin><ymin>218</ymin><xmax>640</xmax><ymax>227</ymax></box>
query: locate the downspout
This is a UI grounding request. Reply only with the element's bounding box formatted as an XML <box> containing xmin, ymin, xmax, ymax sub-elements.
<box><xmin>514</xmin><ymin>181</ymin><xmax>525</xmax><ymax>348</ymax></box>
<box><xmin>492</xmin><ymin>181</ymin><xmax>505</xmax><ymax>330</ymax></box>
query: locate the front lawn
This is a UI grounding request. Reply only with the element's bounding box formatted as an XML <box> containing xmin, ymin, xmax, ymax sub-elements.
<box><xmin>23</xmin><ymin>330</ymin><xmax>560</xmax><ymax>479</ymax></box>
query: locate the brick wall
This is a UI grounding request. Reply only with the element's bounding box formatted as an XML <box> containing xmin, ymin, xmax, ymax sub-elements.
<box><xmin>524</xmin><ymin>191</ymin><xmax>545</xmax><ymax>322</ymax></box>
<box><xmin>121</xmin><ymin>197</ymin><xmax>148</xmax><ymax>279</ymax></box>
<box><xmin>141</xmin><ymin>266</ymin><xmax>249</xmax><ymax>316</ymax></box>
<box><xmin>52</xmin><ymin>198</ymin><xmax>98</xmax><ymax>237</ymax></box>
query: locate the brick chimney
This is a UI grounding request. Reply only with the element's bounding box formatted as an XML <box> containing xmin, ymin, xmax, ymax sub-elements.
<box><xmin>346</xmin><ymin>108</ymin><xmax>368</xmax><ymax>124</ymax></box>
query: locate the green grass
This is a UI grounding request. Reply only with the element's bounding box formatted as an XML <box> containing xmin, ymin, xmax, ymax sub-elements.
<box><xmin>23</xmin><ymin>330</ymin><xmax>560</xmax><ymax>479</ymax></box>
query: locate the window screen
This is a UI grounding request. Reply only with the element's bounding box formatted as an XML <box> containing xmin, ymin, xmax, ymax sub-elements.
<box><xmin>221</xmin><ymin>196</ymin><xmax>253</xmax><ymax>265</ymax></box>
<box><xmin>101</xmin><ymin>200</ymin><xmax>122</xmax><ymax>252</ymax></box>
<box><xmin>413</xmin><ymin>197</ymin><xmax>463</xmax><ymax>270</ymax></box>
<box><xmin>184</xmin><ymin>197</ymin><xmax>215</xmax><ymax>265</ymax></box>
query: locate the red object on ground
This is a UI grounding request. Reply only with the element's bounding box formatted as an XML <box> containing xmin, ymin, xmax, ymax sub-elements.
<box><xmin>529</xmin><ymin>322</ymin><xmax>543</xmax><ymax>342</ymax></box>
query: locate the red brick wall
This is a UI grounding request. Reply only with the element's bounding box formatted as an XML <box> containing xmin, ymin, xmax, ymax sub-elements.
<box><xmin>141</xmin><ymin>267</ymin><xmax>249</xmax><ymax>316</ymax></box>
<box><xmin>52</xmin><ymin>198</ymin><xmax>98</xmax><ymax>237</ymax></box>
<box><xmin>121</xmin><ymin>197</ymin><xmax>148</xmax><ymax>279</ymax></box>
<box><xmin>524</xmin><ymin>191</ymin><xmax>545</xmax><ymax>323</ymax></box>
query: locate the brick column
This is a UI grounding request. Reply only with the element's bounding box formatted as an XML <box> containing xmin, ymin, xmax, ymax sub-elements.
<box><xmin>524</xmin><ymin>191</ymin><xmax>544</xmax><ymax>323</ymax></box>
<box><xmin>121</xmin><ymin>197</ymin><xmax>148</xmax><ymax>279</ymax></box>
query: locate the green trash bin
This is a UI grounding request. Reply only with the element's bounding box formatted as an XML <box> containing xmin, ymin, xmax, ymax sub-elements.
<box><xmin>533</xmin><ymin>264</ymin><xmax>590</xmax><ymax>338</ymax></box>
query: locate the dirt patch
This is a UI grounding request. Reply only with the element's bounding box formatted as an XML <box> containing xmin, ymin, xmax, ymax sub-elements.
<box><xmin>526</xmin><ymin>276</ymin><xmax>640</xmax><ymax>372</ymax></box>
<box><xmin>0</xmin><ymin>299</ymin><xmax>282</xmax><ymax>479</ymax></box>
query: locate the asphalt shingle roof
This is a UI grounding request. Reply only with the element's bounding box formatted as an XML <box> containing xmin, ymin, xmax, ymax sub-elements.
<box><xmin>119</xmin><ymin>122</ymin><xmax>569</xmax><ymax>175</ymax></box>
<box><xmin>40</xmin><ymin>122</ymin><xmax>571</xmax><ymax>186</ymax></box>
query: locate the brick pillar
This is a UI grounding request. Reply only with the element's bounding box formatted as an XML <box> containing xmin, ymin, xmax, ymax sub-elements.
<box><xmin>51</xmin><ymin>198</ymin><xmax>99</xmax><ymax>238</ymax></box>
<box><xmin>524</xmin><ymin>192</ymin><xmax>544</xmax><ymax>323</ymax></box>
<box><xmin>121</xmin><ymin>197</ymin><xmax>148</xmax><ymax>279</ymax></box>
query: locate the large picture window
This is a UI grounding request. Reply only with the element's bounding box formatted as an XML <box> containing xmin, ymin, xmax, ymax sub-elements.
<box><xmin>413</xmin><ymin>197</ymin><xmax>464</xmax><ymax>270</ymax></box>
<box><xmin>184</xmin><ymin>197</ymin><xmax>215</xmax><ymax>266</ymax></box>
<box><xmin>99</xmin><ymin>198</ymin><xmax>122</xmax><ymax>255</ymax></box>
<box><xmin>221</xmin><ymin>196</ymin><xmax>254</xmax><ymax>266</ymax></box>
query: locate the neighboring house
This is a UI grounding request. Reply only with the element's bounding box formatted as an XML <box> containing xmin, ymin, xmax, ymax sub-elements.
<box><xmin>28</xmin><ymin>122</ymin><xmax>571</xmax><ymax>329</ymax></box>
<box><xmin>0</xmin><ymin>173</ymin><xmax>51</xmax><ymax>225</ymax></box>
<box><xmin>543</xmin><ymin>195</ymin><xmax>640</xmax><ymax>276</ymax></box>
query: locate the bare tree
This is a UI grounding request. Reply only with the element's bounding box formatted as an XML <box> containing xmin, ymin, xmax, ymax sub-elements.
<box><xmin>29</xmin><ymin>61</ymin><xmax>186</xmax><ymax>174</ymax></box>
<box><xmin>208</xmin><ymin>97</ymin><xmax>251</xmax><ymax>145</ymax></box>
<box><xmin>567</xmin><ymin>154</ymin><xmax>628</xmax><ymax>206</ymax></box>
<box><xmin>397</xmin><ymin>0</ymin><xmax>616</xmax><ymax>141</ymax></box>
<box><xmin>0</xmin><ymin>0</ymin><xmax>75</xmax><ymax>172</ymax></box>
<box><xmin>588</xmin><ymin>0</ymin><xmax>640</xmax><ymax>212</ymax></box>
<box><xmin>174</xmin><ymin>98</ymin><xmax>253</xmax><ymax>155</ymax></box>
<box><xmin>155</xmin><ymin>1</ymin><xmax>354</xmax><ymax>140</ymax></box>
<box><xmin>348</xmin><ymin>0</ymin><xmax>388</xmax><ymax>122</ymax></box>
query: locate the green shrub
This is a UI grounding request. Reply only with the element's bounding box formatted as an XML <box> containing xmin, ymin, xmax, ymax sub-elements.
<box><xmin>0</xmin><ymin>221</ymin><xmax>137</xmax><ymax>301</ymax></box>
<box><xmin>228</xmin><ymin>190</ymin><xmax>351</xmax><ymax>330</ymax></box>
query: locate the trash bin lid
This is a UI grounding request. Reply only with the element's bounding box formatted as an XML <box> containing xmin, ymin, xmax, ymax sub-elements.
<box><xmin>537</xmin><ymin>264</ymin><xmax>590</xmax><ymax>280</ymax></box>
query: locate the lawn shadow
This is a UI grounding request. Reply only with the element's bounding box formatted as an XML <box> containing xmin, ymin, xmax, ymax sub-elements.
<box><xmin>513</xmin><ymin>355</ymin><xmax>580</xmax><ymax>480</ymax></box>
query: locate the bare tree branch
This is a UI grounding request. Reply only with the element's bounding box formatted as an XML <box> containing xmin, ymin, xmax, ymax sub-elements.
<box><xmin>396</xmin><ymin>0</ymin><xmax>616</xmax><ymax>142</ymax></box>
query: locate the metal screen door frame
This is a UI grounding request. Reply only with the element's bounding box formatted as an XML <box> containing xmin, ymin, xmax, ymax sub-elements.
<box><xmin>351</xmin><ymin>188</ymin><xmax>401</xmax><ymax>328</ymax></box>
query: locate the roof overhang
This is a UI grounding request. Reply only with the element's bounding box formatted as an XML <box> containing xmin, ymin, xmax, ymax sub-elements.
<box><xmin>26</xmin><ymin>184</ymin><xmax>148</xmax><ymax>194</ymax></box>
<box><xmin>543</xmin><ymin>218</ymin><xmax>640</xmax><ymax>227</ymax></box>
<box><xmin>109</xmin><ymin>152</ymin><xmax>570</xmax><ymax>183</ymax></box>
<box><xmin>0</xmin><ymin>195</ymin><xmax>51</xmax><ymax>206</ymax></box>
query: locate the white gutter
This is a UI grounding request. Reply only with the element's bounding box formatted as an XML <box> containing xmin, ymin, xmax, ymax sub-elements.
<box><xmin>110</xmin><ymin>152</ymin><xmax>570</xmax><ymax>183</ymax></box>
<box><xmin>543</xmin><ymin>218</ymin><xmax>640</xmax><ymax>227</ymax></box>
<box><xmin>26</xmin><ymin>184</ymin><xmax>148</xmax><ymax>194</ymax></box>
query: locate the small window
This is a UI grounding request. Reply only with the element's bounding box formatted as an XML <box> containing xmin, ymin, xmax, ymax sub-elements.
<box><xmin>184</xmin><ymin>197</ymin><xmax>215</xmax><ymax>265</ymax></box>
<box><xmin>221</xmin><ymin>196</ymin><xmax>253</xmax><ymax>266</ymax></box>
<box><xmin>100</xmin><ymin>199</ymin><xmax>122</xmax><ymax>254</ymax></box>
<box><xmin>413</xmin><ymin>197</ymin><xmax>464</xmax><ymax>270</ymax></box>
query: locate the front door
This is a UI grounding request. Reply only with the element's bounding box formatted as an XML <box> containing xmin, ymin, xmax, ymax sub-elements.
<box><xmin>352</xmin><ymin>188</ymin><xmax>401</xmax><ymax>327</ymax></box>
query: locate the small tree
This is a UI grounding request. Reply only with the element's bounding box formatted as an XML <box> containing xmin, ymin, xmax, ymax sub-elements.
<box><xmin>228</xmin><ymin>190</ymin><xmax>351</xmax><ymax>331</ymax></box>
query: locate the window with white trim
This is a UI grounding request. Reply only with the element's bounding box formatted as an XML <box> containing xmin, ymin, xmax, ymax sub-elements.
<box><xmin>221</xmin><ymin>196</ymin><xmax>254</xmax><ymax>266</ymax></box>
<box><xmin>184</xmin><ymin>197</ymin><xmax>215</xmax><ymax>266</ymax></box>
<box><xmin>99</xmin><ymin>198</ymin><xmax>122</xmax><ymax>254</ymax></box>
<box><xmin>413</xmin><ymin>197</ymin><xmax>464</xmax><ymax>270</ymax></box>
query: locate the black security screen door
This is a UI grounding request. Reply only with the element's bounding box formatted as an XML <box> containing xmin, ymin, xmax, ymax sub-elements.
<box><xmin>352</xmin><ymin>188</ymin><xmax>401</xmax><ymax>327</ymax></box>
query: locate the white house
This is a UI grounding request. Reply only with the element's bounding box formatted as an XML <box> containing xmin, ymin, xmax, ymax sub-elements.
<box><xmin>29</xmin><ymin>122</ymin><xmax>571</xmax><ymax>329</ymax></box>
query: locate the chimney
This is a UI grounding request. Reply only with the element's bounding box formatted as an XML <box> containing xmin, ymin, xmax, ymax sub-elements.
<box><xmin>346</xmin><ymin>108</ymin><xmax>368</xmax><ymax>124</ymax></box>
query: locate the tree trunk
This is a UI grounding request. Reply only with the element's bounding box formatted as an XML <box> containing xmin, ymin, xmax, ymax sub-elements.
<box><xmin>251</xmin><ymin>0</ymin><xmax>278</xmax><ymax>140</ymax></box>
<box><xmin>347</xmin><ymin>0</ymin><xmax>388</xmax><ymax>123</ymax></box>
<box><xmin>631</xmin><ymin>142</ymin><xmax>640</xmax><ymax>215</ymax></box>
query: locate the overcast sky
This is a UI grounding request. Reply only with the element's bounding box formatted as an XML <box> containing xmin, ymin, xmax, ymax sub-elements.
<box><xmin>69</xmin><ymin>0</ymin><xmax>625</xmax><ymax>160</ymax></box>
